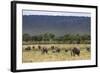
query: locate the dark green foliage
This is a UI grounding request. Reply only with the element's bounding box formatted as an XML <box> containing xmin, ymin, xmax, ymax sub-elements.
<box><xmin>23</xmin><ymin>33</ymin><xmax>90</xmax><ymax>44</ymax></box>
<box><xmin>23</xmin><ymin>33</ymin><xmax>31</xmax><ymax>42</ymax></box>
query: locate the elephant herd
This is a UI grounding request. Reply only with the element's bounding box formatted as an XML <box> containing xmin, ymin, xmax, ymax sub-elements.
<box><xmin>23</xmin><ymin>45</ymin><xmax>90</xmax><ymax>56</ymax></box>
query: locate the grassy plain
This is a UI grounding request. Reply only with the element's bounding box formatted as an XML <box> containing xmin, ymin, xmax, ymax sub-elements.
<box><xmin>22</xmin><ymin>44</ymin><xmax>91</xmax><ymax>63</ymax></box>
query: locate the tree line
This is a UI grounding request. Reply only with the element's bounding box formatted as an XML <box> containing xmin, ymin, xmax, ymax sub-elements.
<box><xmin>23</xmin><ymin>33</ymin><xmax>90</xmax><ymax>44</ymax></box>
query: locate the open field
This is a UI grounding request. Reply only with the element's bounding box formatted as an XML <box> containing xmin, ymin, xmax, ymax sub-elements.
<box><xmin>22</xmin><ymin>44</ymin><xmax>91</xmax><ymax>63</ymax></box>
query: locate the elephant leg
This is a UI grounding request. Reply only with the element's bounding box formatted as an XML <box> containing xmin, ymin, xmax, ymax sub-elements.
<box><xmin>73</xmin><ymin>53</ymin><xmax>75</xmax><ymax>56</ymax></box>
<box><xmin>71</xmin><ymin>51</ymin><xmax>73</xmax><ymax>56</ymax></box>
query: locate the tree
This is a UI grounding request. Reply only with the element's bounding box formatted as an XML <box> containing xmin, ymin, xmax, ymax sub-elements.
<box><xmin>32</xmin><ymin>35</ymin><xmax>42</xmax><ymax>41</ymax></box>
<box><xmin>42</xmin><ymin>33</ymin><xmax>55</xmax><ymax>41</ymax></box>
<box><xmin>48</xmin><ymin>33</ymin><xmax>55</xmax><ymax>41</ymax></box>
<box><xmin>63</xmin><ymin>34</ymin><xmax>71</xmax><ymax>40</ymax></box>
<box><xmin>80</xmin><ymin>34</ymin><xmax>90</xmax><ymax>44</ymax></box>
<box><xmin>23</xmin><ymin>33</ymin><xmax>31</xmax><ymax>42</ymax></box>
<box><xmin>43</xmin><ymin>33</ymin><xmax>49</xmax><ymax>41</ymax></box>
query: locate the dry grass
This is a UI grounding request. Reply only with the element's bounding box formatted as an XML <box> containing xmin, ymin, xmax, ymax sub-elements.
<box><xmin>22</xmin><ymin>44</ymin><xmax>91</xmax><ymax>63</ymax></box>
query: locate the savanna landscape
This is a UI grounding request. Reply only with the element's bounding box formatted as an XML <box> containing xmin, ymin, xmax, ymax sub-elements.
<box><xmin>22</xmin><ymin>44</ymin><xmax>90</xmax><ymax>63</ymax></box>
<box><xmin>22</xmin><ymin>10</ymin><xmax>91</xmax><ymax>63</ymax></box>
<box><xmin>22</xmin><ymin>33</ymin><xmax>91</xmax><ymax>63</ymax></box>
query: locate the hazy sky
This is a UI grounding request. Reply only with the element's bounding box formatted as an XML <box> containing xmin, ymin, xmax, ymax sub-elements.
<box><xmin>23</xmin><ymin>10</ymin><xmax>91</xmax><ymax>17</ymax></box>
<box><xmin>23</xmin><ymin>10</ymin><xmax>91</xmax><ymax>36</ymax></box>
